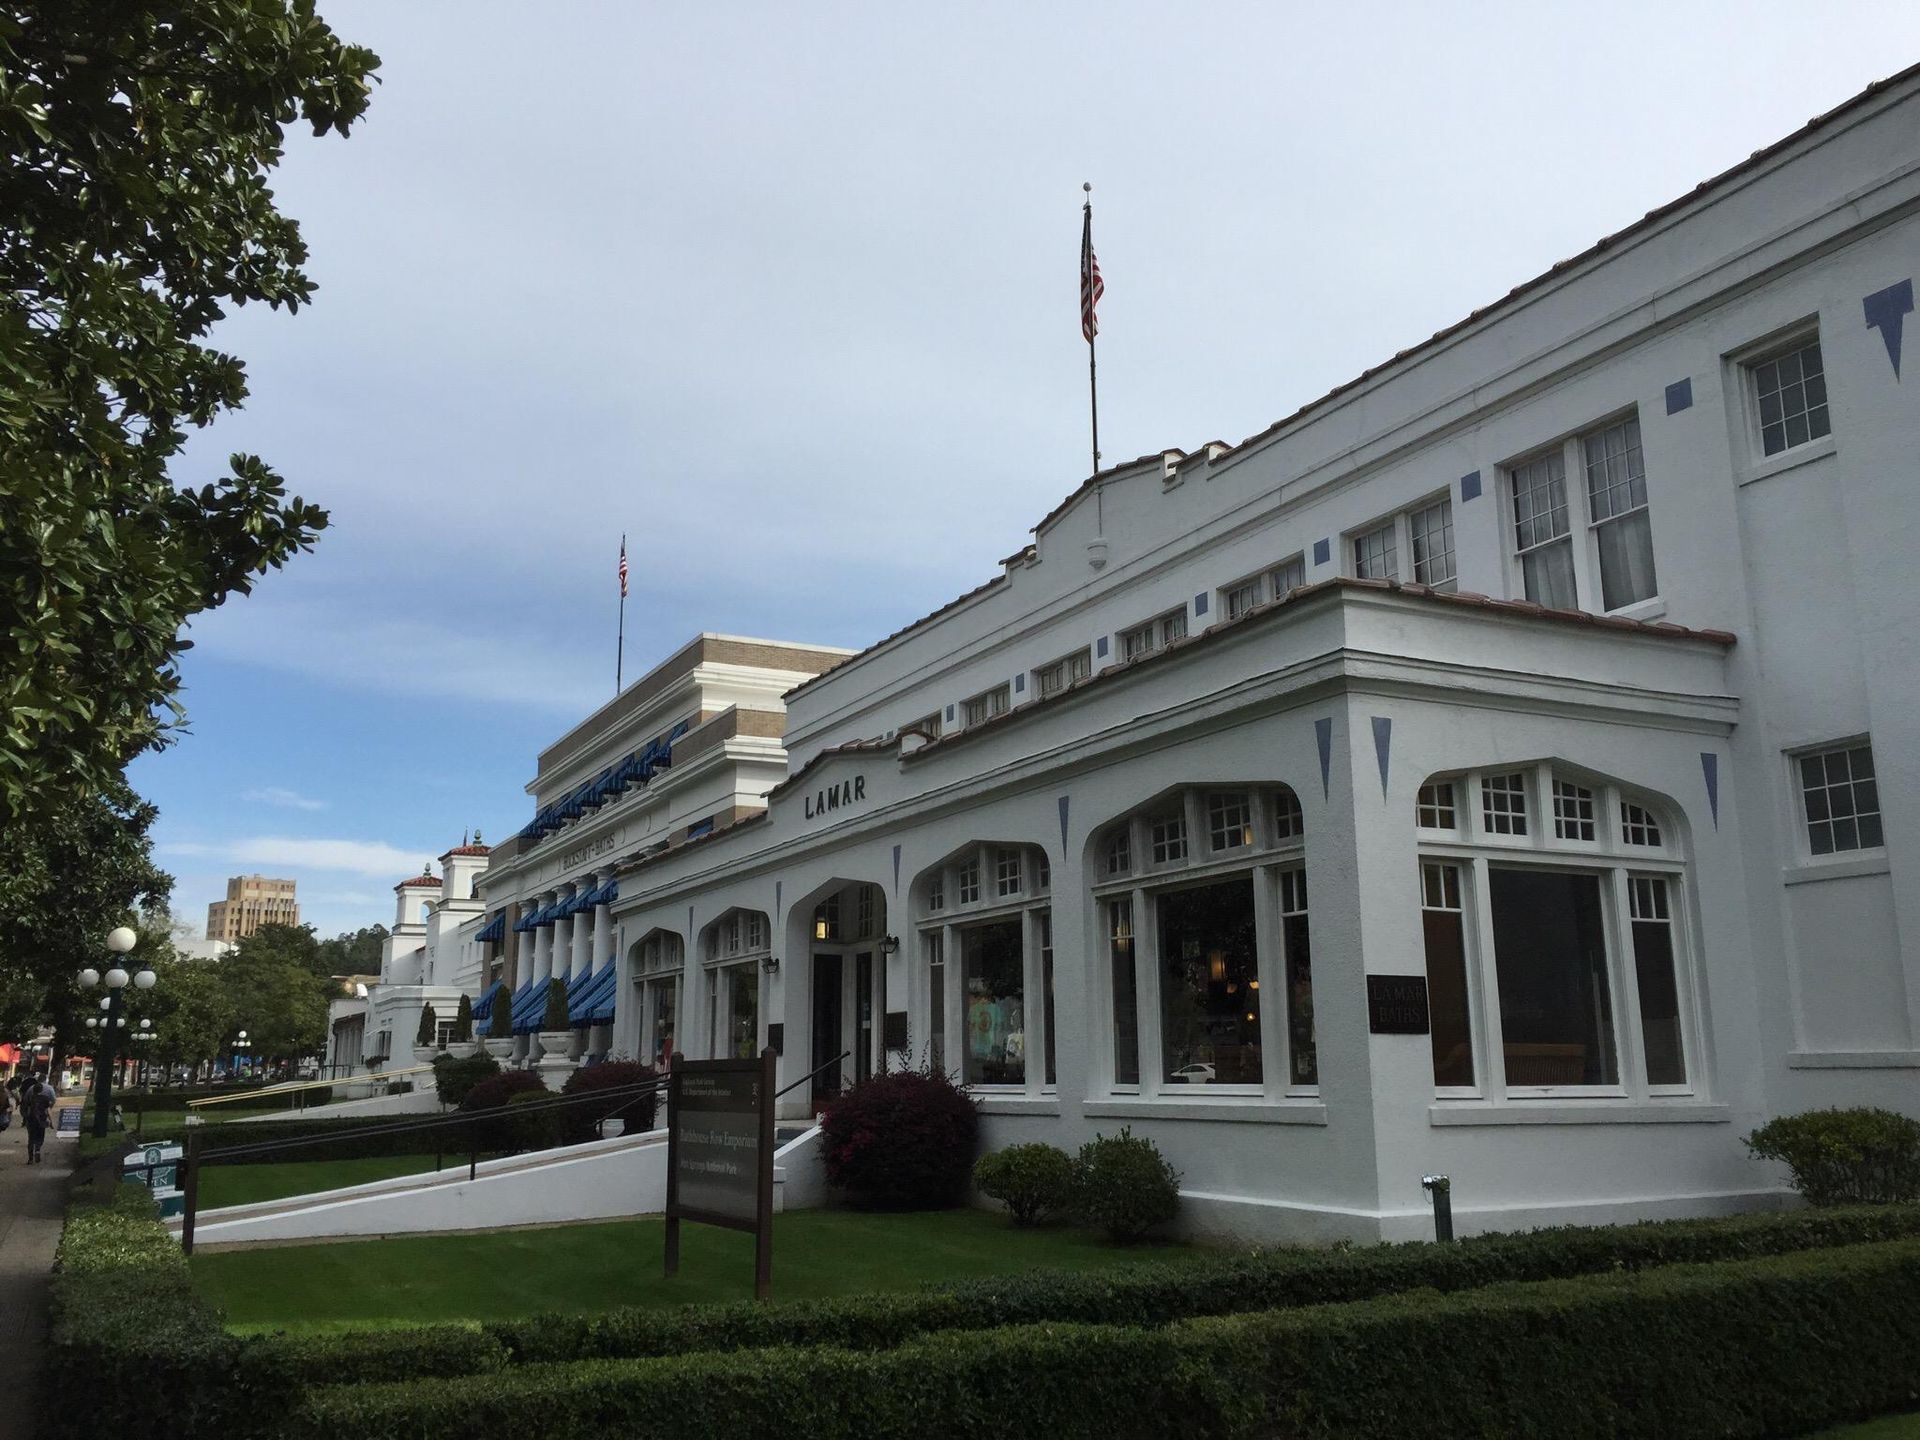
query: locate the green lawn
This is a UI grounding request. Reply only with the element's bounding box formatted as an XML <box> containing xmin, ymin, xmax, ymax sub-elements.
<box><xmin>1805</xmin><ymin>1418</ymin><xmax>1920</xmax><ymax>1439</ymax></box>
<box><xmin>192</xmin><ymin>1207</ymin><xmax>1206</xmax><ymax>1333</ymax></box>
<box><xmin>197</xmin><ymin>1154</ymin><xmax>451</xmax><ymax>1210</ymax></box>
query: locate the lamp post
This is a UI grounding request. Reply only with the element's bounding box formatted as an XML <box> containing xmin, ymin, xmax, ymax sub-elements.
<box><xmin>232</xmin><ymin>1029</ymin><xmax>252</xmax><ymax>1079</ymax></box>
<box><xmin>77</xmin><ymin>925</ymin><xmax>155</xmax><ymax>1138</ymax></box>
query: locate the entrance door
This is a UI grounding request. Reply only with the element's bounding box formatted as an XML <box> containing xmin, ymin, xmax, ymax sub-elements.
<box><xmin>855</xmin><ymin>951</ymin><xmax>874</xmax><ymax>1085</ymax></box>
<box><xmin>811</xmin><ymin>953</ymin><xmax>843</xmax><ymax>1108</ymax></box>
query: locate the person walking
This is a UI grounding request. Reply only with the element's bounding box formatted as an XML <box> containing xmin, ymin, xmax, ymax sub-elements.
<box><xmin>19</xmin><ymin>1072</ymin><xmax>54</xmax><ymax>1164</ymax></box>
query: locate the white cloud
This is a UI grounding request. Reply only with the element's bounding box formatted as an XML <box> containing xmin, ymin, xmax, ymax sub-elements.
<box><xmin>241</xmin><ymin>785</ymin><xmax>328</xmax><ymax>812</ymax></box>
<box><xmin>158</xmin><ymin>836</ymin><xmax>433</xmax><ymax>879</ymax></box>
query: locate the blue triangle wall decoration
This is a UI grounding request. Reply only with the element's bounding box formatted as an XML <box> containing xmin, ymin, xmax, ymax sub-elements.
<box><xmin>1057</xmin><ymin>795</ymin><xmax>1070</xmax><ymax>851</ymax></box>
<box><xmin>1315</xmin><ymin>717</ymin><xmax>1333</xmax><ymax>800</ymax></box>
<box><xmin>1701</xmin><ymin>752</ymin><xmax>1720</xmax><ymax>830</ymax></box>
<box><xmin>1371</xmin><ymin>717</ymin><xmax>1392</xmax><ymax>799</ymax></box>
<box><xmin>1863</xmin><ymin>279</ymin><xmax>1913</xmax><ymax>378</ymax></box>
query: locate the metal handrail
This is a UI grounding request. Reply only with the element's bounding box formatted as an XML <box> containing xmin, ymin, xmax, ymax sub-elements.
<box><xmin>186</xmin><ymin>1063</ymin><xmax>436</xmax><ymax>1109</ymax></box>
<box><xmin>773</xmin><ymin>1049</ymin><xmax>852</xmax><ymax>1101</ymax></box>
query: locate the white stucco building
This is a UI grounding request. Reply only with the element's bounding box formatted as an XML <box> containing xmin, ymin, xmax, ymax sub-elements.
<box><xmin>549</xmin><ymin>66</ymin><xmax>1920</xmax><ymax>1242</ymax></box>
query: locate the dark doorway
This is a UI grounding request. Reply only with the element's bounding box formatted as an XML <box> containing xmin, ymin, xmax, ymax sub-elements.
<box><xmin>855</xmin><ymin>951</ymin><xmax>874</xmax><ymax>1085</ymax></box>
<box><xmin>811</xmin><ymin>953</ymin><xmax>843</xmax><ymax>1108</ymax></box>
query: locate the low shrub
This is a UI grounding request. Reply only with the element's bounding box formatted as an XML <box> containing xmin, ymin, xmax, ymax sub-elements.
<box><xmin>559</xmin><ymin>1061</ymin><xmax>659</xmax><ymax>1144</ymax></box>
<box><xmin>505</xmin><ymin>1089</ymin><xmax>560</xmax><ymax>1151</ymax></box>
<box><xmin>460</xmin><ymin>1069</ymin><xmax>549</xmax><ymax>1153</ymax></box>
<box><xmin>974</xmin><ymin>1142</ymin><xmax>1075</xmax><ymax>1225</ymax></box>
<box><xmin>1074</xmin><ymin>1127</ymin><xmax>1180</xmax><ymax>1241</ymax></box>
<box><xmin>1748</xmin><ymin>1106</ymin><xmax>1920</xmax><ymax>1206</ymax></box>
<box><xmin>820</xmin><ymin>1068</ymin><xmax>978</xmax><ymax>1210</ymax></box>
<box><xmin>431</xmin><ymin>1051</ymin><xmax>501</xmax><ymax>1109</ymax></box>
<box><xmin>292</xmin><ymin>1240</ymin><xmax>1920</xmax><ymax>1440</ymax></box>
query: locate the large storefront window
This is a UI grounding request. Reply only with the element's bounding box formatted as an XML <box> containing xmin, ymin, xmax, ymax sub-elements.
<box><xmin>1416</xmin><ymin>765</ymin><xmax>1696</xmax><ymax>1102</ymax></box>
<box><xmin>1094</xmin><ymin>786</ymin><xmax>1312</xmax><ymax>1098</ymax></box>
<box><xmin>962</xmin><ymin>919</ymin><xmax>1024</xmax><ymax>1085</ymax></box>
<box><xmin>1158</xmin><ymin>877</ymin><xmax>1261</xmax><ymax>1085</ymax></box>
<box><xmin>702</xmin><ymin>908</ymin><xmax>768</xmax><ymax>1061</ymax></box>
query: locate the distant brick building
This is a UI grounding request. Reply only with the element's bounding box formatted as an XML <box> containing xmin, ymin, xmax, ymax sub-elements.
<box><xmin>206</xmin><ymin>875</ymin><xmax>299</xmax><ymax>943</ymax></box>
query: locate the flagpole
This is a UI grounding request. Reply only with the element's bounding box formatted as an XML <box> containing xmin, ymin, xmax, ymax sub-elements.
<box><xmin>1083</xmin><ymin>182</ymin><xmax>1101</xmax><ymax>482</ymax></box>
<box><xmin>616</xmin><ymin>534</ymin><xmax>627</xmax><ymax>695</ymax></box>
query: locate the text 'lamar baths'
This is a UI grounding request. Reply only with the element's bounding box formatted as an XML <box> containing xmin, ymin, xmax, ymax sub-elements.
<box><xmin>804</xmin><ymin>776</ymin><xmax>865</xmax><ymax>820</ymax></box>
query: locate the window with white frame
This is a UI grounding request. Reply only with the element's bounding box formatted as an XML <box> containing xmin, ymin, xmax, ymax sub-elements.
<box><xmin>1416</xmin><ymin>765</ymin><xmax>1694</xmax><ymax>1099</ymax></box>
<box><xmin>1417</xmin><ymin>780</ymin><xmax>1458</xmax><ymax>831</ymax></box>
<box><xmin>926</xmin><ymin>870</ymin><xmax>945</xmax><ymax>912</ymax></box>
<box><xmin>856</xmin><ymin>883</ymin><xmax>876</xmax><ymax>938</ymax></box>
<box><xmin>1105</xmin><ymin>828</ymin><xmax>1132</xmax><ymax>878</ymax></box>
<box><xmin>1482</xmin><ymin>772</ymin><xmax>1528</xmax><ymax>835</ymax></box>
<box><xmin>1352</xmin><ymin>520</ymin><xmax>1398</xmax><ymax>581</ymax></box>
<box><xmin>1221</xmin><ymin>575</ymin><xmax>1261</xmax><ymax>622</ymax></box>
<box><xmin>702</xmin><ymin>908</ymin><xmax>768</xmax><ymax>1062</ymax></box>
<box><xmin>963</xmin><ymin>683</ymin><xmax>1011</xmax><ymax>728</ymax></box>
<box><xmin>1093</xmin><ymin>787</ymin><xmax>1313</xmax><ymax>1095</ymax></box>
<box><xmin>1747</xmin><ymin>336</ymin><xmax>1830</xmax><ymax>458</ymax></box>
<box><xmin>1350</xmin><ymin>497</ymin><xmax>1455</xmax><ymax>592</ymax></box>
<box><xmin>1269</xmin><ymin>554</ymin><xmax>1306</xmax><ymax>600</ymax></box>
<box><xmin>1507</xmin><ymin>412</ymin><xmax>1660</xmax><ymax>613</ymax></box>
<box><xmin>908</xmin><ymin>710</ymin><xmax>942</xmax><ymax>740</ymax></box>
<box><xmin>1034</xmin><ymin>649</ymin><xmax>1091</xmax><ymax>700</ymax></box>
<box><xmin>1119</xmin><ymin>607</ymin><xmax>1189</xmax><ymax>662</ymax></box>
<box><xmin>1795</xmin><ymin>740</ymin><xmax>1882</xmax><ymax>855</ymax></box>
<box><xmin>915</xmin><ymin>844</ymin><xmax>1054</xmax><ymax>1092</ymax></box>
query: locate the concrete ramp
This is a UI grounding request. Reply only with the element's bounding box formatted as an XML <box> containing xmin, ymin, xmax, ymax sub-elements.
<box><xmin>174</xmin><ymin>1123</ymin><xmax>828</xmax><ymax>1248</ymax></box>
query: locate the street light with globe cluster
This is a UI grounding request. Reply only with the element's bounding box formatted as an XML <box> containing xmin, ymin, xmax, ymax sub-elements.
<box><xmin>77</xmin><ymin>925</ymin><xmax>156</xmax><ymax>1138</ymax></box>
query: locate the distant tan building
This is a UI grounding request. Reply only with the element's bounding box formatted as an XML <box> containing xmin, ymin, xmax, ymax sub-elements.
<box><xmin>206</xmin><ymin>875</ymin><xmax>299</xmax><ymax>943</ymax></box>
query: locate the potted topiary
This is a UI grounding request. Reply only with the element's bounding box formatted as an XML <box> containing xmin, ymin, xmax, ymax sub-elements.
<box><xmin>535</xmin><ymin>977</ymin><xmax>575</xmax><ymax>1079</ymax></box>
<box><xmin>413</xmin><ymin>1003</ymin><xmax>440</xmax><ymax>1064</ymax></box>
<box><xmin>445</xmin><ymin>993</ymin><xmax>479</xmax><ymax>1059</ymax></box>
<box><xmin>483</xmin><ymin>989</ymin><xmax>516</xmax><ymax>1061</ymax></box>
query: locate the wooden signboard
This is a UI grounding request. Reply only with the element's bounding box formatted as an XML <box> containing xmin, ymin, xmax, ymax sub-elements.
<box><xmin>664</xmin><ymin>1047</ymin><xmax>776</xmax><ymax>1300</ymax></box>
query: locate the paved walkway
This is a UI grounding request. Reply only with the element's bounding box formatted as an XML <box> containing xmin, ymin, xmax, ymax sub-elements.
<box><xmin>0</xmin><ymin>1097</ymin><xmax>78</xmax><ymax>1440</ymax></box>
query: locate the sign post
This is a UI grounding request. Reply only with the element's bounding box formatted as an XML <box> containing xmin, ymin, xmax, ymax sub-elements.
<box><xmin>664</xmin><ymin>1047</ymin><xmax>776</xmax><ymax>1300</ymax></box>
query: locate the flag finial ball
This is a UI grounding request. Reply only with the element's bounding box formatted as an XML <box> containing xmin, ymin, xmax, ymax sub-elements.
<box><xmin>1083</xmin><ymin>181</ymin><xmax>1091</xmax><ymax>192</ymax></box>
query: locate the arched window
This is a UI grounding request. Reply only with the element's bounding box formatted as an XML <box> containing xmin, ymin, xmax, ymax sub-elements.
<box><xmin>1414</xmin><ymin>763</ymin><xmax>1695</xmax><ymax>1100</ymax></box>
<box><xmin>1092</xmin><ymin>785</ymin><xmax>1311</xmax><ymax>1097</ymax></box>
<box><xmin>913</xmin><ymin>843</ymin><xmax>1053</xmax><ymax>1089</ymax></box>
<box><xmin>700</xmin><ymin>908</ymin><xmax>769</xmax><ymax>1060</ymax></box>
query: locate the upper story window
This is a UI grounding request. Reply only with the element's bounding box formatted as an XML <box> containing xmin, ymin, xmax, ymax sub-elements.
<box><xmin>1795</xmin><ymin>740</ymin><xmax>1881</xmax><ymax>856</ymax></box>
<box><xmin>963</xmin><ymin>683</ymin><xmax>1011</xmax><ymax>728</ymax></box>
<box><xmin>1093</xmin><ymin>785</ymin><xmax>1313</xmax><ymax>1096</ymax></box>
<box><xmin>956</xmin><ymin>857</ymin><xmax>981</xmax><ymax>905</ymax></box>
<box><xmin>1105</xmin><ymin>828</ymin><xmax>1132</xmax><ymax>878</ymax></box>
<box><xmin>1482</xmin><ymin>772</ymin><xmax>1528</xmax><ymax>835</ymax></box>
<box><xmin>1416</xmin><ymin>780</ymin><xmax>1458</xmax><ymax>831</ymax></box>
<box><xmin>1033</xmin><ymin>649</ymin><xmax>1091</xmax><ymax>700</ymax></box>
<box><xmin>1748</xmin><ymin>337</ymin><xmax>1830</xmax><ymax>458</ymax></box>
<box><xmin>1119</xmin><ymin>607</ymin><xmax>1188</xmax><ymax>662</ymax></box>
<box><xmin>706</xmin><ymin>909</ymin><xmax>770</xmax><ymax>963</ymax></box>
<box><xmin>909</xmin><ymin>711</ymin><xmax>942</xmax><ymax>740</ymax></box>
<box><xmin>927</xmin><ymin>871</ymin><xmax>945</xmax><ymax>912</ymax></box>
<box><xmin>1507</xmin><ymin>412</ymin><xmax>1659</xmax><ymax>613</ymax></box>
<box><xmin>856</xmin><ymin>883</ymin><xmax>876</xmax><ymax>938</ymax></box>
<box><xmin>1417</xmin><ymin>764</ymin><xmax>1691</xmax><ymax>1101</ymax></box>
<box><xmin>1222</xmin><ymin>575</ymin><xmax>1261</xmax><ymax>622</ymax></box>
<box><xmin>1350</xmin><ymin>497</ymin><xmax>1455</xmax><ymax>592</ymax></box>
<box><xmin>994</xmin><ymin>848</ymin><xmax>1023</xmax><ymax>897</ymax></box>
<box><xmin>636</xmin><ymin>930</ymin><xmax>683</xmax><ymax>974</ymax></box>
<box><xmin>1269</xmin><ymin>554</ymin><xmax>1306</xmax><ymax>600</ymax></box>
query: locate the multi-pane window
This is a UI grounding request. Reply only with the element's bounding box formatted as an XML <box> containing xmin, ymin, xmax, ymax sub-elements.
<box><xmin>910</xmin><ymin>711</ymin><xmax>942</xmax><ymax>740</ymax></box>
<box><xmin>1482</xmin><ymin>773</ymin><xmax>1528</xmax><ymax>835</ymax></box>
<box><xmin>1119</xmin><ymin>608</ymin><xmax>1188</xmax><ymax>662</ymax></box>
<box><xmin>1149</xmin><ymin>811</ymin><xmax>1188</xmax><ymax>865</ymax></box>
<box><xmin>926</xmin><ymin>871</ymin><xmax>945</xmax><ymax>912</ymax></box>
<box><xmin>956</xmin><ymin>858</ymin><xmax>980</xmax><ymax>905</ymax></box>
<box><xmin>1510</xmin><ymin>449</ymin><xmax>1576</xmax><ymax>608</ymax></box>
<box><xmin>1797</xmin><ymin>742</ymin><xmax>1882</xmax><ymax>855</ymax></box>
<box><xmin>994</xmin><ymin>848</ymin><xmax>1023</xmax><ymax>897</ymax></box>
<box><xmin>1552</xmin><ymin>780</ymin><xmax>1596</xmax><ymax>842</ymax></box>
<box><xmin>1109</xmin><ymin>898</ymin><xmax>1139</xmax><ymax>1086</ymax></box>
<box><xmin>1105</xmin><ymin>829</ymin><xmax>1132</xmax><ymax>877</ymax></box>
<box><xmin>1035</xmin><ymin>851</ymin><xmax>1050</xmax><ymax>891</ymax></box>
<box><xmin>856</xmin><ymin>884</ymin><xmax>875</xmax><ymax>938</ymax></box>
<box><xmin>925</xmin><ymin>931</ymin><xmax>945</xmax><ymax>1074</ymax></box>
<box><xmin>1269</xmin><ymin>555</ymin><xmax>1306</xmax><ymax>600</ymax></box>
<box><xmin>1159</xmin><ymin>609</ymin><xmax>1189</xmax><ymax>646</ymax></box>
<box><xmin>1208</xmin><ymin>792</ymin><xmax>1254</xmax><ymax>852</ymax></box>
<box><xmin>1420</xmin><ymin>861</ymin><xmax>1473</xmax><ymax>1088</ymax></box>
<box><xmin>1222</xmin><ymin>577</ymin><xmax>1260</xmax><ymax>621</ymax></box>
<box><xmin>1409</xmin><ymin>499</ymin><xmax>1457</xmax><ymax>592</ymax></box>
<box><xmin>1750</xmin><ymin>338</ymin><xmax>1831</xmax><ymax>458</ymax></box>
<box><xmin>963</xmin><ymin>684</ymin><xmax>1011</xmax><ymax>728</ymax></box>
<box><xmin>812</xmin><ymin>895</ymin><xmax>840</xmax><ymax>942</ymax></box>
<box><xmin>1352</xmin><ymin>520</ymin><xmax>1398</xmax><ymax>581</ymax></box>
<box><xmin>1629</xmin><ymin>876</ymin><xmax>1686</xmax><ymax>1086</ymax></box>
<box><xmin>1272</xmin><ymin>788</ymin><xmax>1304</xmax><ymax>841</ymax></box>
<box><xmin>1620</xmin><ymin>802</ymin><xmax>1663</xmax><ymax>847</ymax></box>
<box><xmin>1034</xmin><ymin>649</ymin><xmax>1091</xmax><ymax>699</ymax></box>
<box><xmin>1279</xmin><ymin>869</ymin><xmax>1315</xmax><ymax>1085</ymax></box>
<box><xmin>1417</xmin><ymin>781</ymin><xmax>1458</xmax><ymax>830</ymax></box>
<box><xmin>1581</xmin><ymin>417</ymin><xmax>1657</xmax><ymax>609</ymax></box>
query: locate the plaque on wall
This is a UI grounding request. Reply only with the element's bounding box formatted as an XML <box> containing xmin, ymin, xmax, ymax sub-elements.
<box><xmin>1367</xmin><ymin>974</ymin><xmax>1431</xmax><ymax>1035</ymax></box>
<box><xmin>765</xmin><ymin>1023</ymin><xmax>784</xmax><ymax>1055</ymax></box>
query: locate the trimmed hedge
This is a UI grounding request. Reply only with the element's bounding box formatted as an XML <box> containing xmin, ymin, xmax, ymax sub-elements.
<box><xmin>291</xmin><ymin>1240</ymin><xmax>1920</xmax><ymax>1439</ymax></box>
<box><xmin>1748</xmin><ymin>1105</ymin><xmax>1920</xmax><ymax>1205</ymax></box>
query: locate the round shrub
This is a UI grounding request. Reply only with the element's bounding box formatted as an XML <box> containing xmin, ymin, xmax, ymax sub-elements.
<box><xmin>458</xmin><ymin>1069</ymin><xmax>549</xmax><ymax>1153</ymax></box>
<box><xmin>559</xmin><ymin>1061</ymin><xmax>659</xmax><ymax>1144</ymax></box>
<box><xmin>821</xmin><ymin>1068</ymin><xmax>979</xmax><ymax>1209</ymax></box>
<box><xmin>1075</xmin><ymin>1127</ymin><xmax>1181</xmax><ymax>1241</ymax></box>
<box><xmin>431</xmin><ymin>1052</ymin><xmax>500</xmax><ymax>1109</ymax></box>
<box><xmin>505</xmin><ymin>1089</ymin><xmax>560</xmax><ymax>1152</ymax></box>
<box><xmin>974</xmin><ymin>1142</ymin><xmax>1075</xmax><ymax>1225</ymax></box>
<box><xmin>1746</xmin><ymin>1106</ymin><xmax>1920</xmax><ymax>1205</ymax></box>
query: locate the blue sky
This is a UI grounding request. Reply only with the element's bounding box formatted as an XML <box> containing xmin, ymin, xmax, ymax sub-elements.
<box><xmin>131</xmin><ymin>1</ymin><xmax>1920</xmax><ymax>938</ymax></box>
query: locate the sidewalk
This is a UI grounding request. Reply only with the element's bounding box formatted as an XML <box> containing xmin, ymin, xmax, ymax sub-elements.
<box><xmin>0</xmin><ymin>1098</ymin><xmax>78</xmax><ymax>1440</ymax></box>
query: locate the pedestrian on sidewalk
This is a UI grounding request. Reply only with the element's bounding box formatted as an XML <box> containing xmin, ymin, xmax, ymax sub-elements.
<box><xmin>19</xmin><ymin>1073</ymin><xmax>54</xmax><ymax>1164</ymax></box>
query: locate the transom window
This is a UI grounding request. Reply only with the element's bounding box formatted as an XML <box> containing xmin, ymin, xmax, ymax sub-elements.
<box><xmin>1034</xmin><ymin>649</ymin><xmax>1091</xmax><ymax>700</ymax></box>
<box><xmin>1095</xmin><ymin>786</ymin><xmax>1313</xmax><ymax>1097</ymax></box>
<box><xmin>707</xmin><ymin>909</ymin><xmax>770</xmax><ymax>960</ymax></box>
<box><xmin>994</xmin><ymin>848</ymin><xmax>1023</xmax><ymax>897</ymax></box>
<box><xmin>1749</xmin><ymin>337</ymin><xmax>1830</xmax><ymax>458</ymax></box>
<box><xmin>635</xmin><ymin>930</ymin><xmax>683</xmax><ymax>974</ymax></box>
<box><xmin>1796</xmin><ymin>740</ymin><xmax>1882</xmax><ymax>855</ymax></box>
<box><xmin>963</xmin><ymin>684</ymin><xmax>1011</xmax><ymax>728</ymax></box>
<box><xmin>1417</xmin><ymin>764</ymin><xmax>1692</xmax><ymax>1103</ymax></box>
<box><xmin>1106</xmin><ymin>828</ymin><xmax>1132</xmax><ymax>877</ymax></box>
<box><xmin>926</xmin><ymin>872</ymin><xmax>945</xmax><ymax>912</ymax></box>
<box><xmin>956</xmin><ymin>858</ymin><xmax>980</xmax><ymax>905</ymax></box>
<box><xmin>1482</xmin><ymin>773</ymin><xmax>1528</xmax><ymax>835</ymax></box>
<box><xmin>1417</xmin><ymin>781</ymin><xmax>1458</xmax><ymax>831</ymax></box>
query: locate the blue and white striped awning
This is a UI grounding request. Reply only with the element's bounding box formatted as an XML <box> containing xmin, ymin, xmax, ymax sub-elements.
<box><xmin>475</xmin><ymin>912</ymin><xmax>506</xmax><ymax>945</ymax></box>
<box><xmin>575</xmin><ymin>965</ymin><xmax>619</xmax><ymax>1026</ymax></box>
<box><xmin>471</xmin><ymin>979</ymin><xmax>505</xmax><ymax>1022</ymax></box>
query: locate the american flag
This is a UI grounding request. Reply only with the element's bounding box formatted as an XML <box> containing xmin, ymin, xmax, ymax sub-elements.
<box><xmin>1080</xmin><ymin>204</ymin><xmax>1104</xmax><ymax>343</ymax></box>
<box><xmin>618</xmin><ymin>537</ymin><xmax>628</xmax><ymax>599</ymax></box>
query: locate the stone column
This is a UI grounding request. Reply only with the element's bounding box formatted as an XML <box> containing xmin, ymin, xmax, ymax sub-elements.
<box><xmin>570</xmin><ymin>889</ymin><xmax>594</xmax><ymax>980</ymax></box>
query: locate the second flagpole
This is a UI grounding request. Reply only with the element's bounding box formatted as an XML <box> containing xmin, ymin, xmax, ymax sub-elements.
<box><xmin>616</xmin><ymin>534</ymin><xmax>627</xmax><ymax>695</ymax></box>
<box><xmin>1083</xmin><ymin>182</ymin><xmax>1101</xmax><ymax>480</ymax></box>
